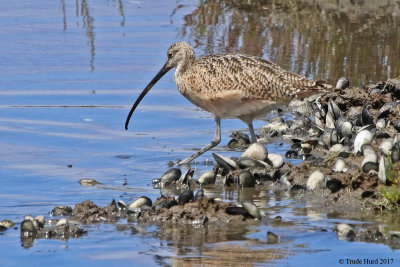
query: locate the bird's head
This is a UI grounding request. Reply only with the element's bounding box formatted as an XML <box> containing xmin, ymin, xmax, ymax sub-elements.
<box><xmin>124</xmin><ymin>42</ymin><xmax>195</xmax><ymax>130</ymax></box>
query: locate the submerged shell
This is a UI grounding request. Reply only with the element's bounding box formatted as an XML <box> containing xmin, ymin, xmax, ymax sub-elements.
<box><xmin>79</xmin><ymin>178</ymin><xmax>100</xmax><ymax>186</ymax></box>
<box><xmin>241</xmin><ymin>200</ymin><xmax>262</xmax><ymax>219</ymax></box>
<box><xmin>267</xmin><ymin>231</ymin><xmax>279</xmax><ymax>244</ymax></box>
<box><xmin>335</xmin><ymin>223</ymin><xmax>355</xmax><ymax>240</ymax></box>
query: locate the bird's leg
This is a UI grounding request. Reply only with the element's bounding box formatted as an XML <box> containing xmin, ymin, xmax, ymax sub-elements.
<box><xmin>179</xmin><ymin>117</ymin><xmax>221</xmax><ymax>165</ymax></box>
<box><xmin>247</xmin><ymin>121</ymin><xmax>257</xmax><ymax>143</ymax></box>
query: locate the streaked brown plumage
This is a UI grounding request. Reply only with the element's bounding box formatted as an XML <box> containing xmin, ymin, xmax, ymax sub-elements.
<box><xmin>125</xmin><ymin>42</ymin><xmax>329</xmax><ymax>164</ymax></box>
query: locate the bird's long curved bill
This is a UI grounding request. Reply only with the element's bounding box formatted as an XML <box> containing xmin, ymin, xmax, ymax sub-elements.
<box><xmin>125</xmin><ymin>64</ymin><xmax>171</xmax><ymax>130</ymax></box>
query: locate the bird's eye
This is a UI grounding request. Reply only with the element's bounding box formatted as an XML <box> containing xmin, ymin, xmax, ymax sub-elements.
<box><xmin>167</xmin><ymin>53</ymin><xmax>173</xmax><ymax>58</ymax></box>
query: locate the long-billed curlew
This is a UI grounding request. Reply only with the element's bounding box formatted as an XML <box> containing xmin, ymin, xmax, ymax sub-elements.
<box><xmin>125</xmin><ymin>42</ymin><xmax>329</xmax><ymax>164</ymax></box>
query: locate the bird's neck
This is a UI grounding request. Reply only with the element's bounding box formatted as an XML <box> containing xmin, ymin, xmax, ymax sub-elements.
<box><xmin>174</xmin><ymin>51</ymin><xmax>196</xmax><ymax>81</ymax></box>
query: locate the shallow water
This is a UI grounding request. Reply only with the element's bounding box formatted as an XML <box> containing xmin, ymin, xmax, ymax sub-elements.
<box><xmin>1</xmin><ymin>0</ymin><xmax>400</xmax><ymax>266</ymax></box>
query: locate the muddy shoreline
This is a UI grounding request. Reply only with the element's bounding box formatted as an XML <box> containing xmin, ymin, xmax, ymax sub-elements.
<box><xmin>2</xmin><ymin>78</ymin><xmax>400</xmax><ymax>249</ymax></box>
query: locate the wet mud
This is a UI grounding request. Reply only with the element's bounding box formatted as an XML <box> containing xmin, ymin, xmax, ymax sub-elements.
<box><xmin>4</xmin><ymin>78</ymin><xmax>400</xmax><ymax>250</ymax></box>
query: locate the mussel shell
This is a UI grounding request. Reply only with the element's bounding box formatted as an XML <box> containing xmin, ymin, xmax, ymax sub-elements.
<box><xmin>0</xmin><ymin>219</ymin><xmax>15</xmax><ymax>228</ymax></box>
<box><xmin>117</xmin><ymin>200</ymin><xmax>128</xmax><ymax>210</ymax></box>
<box><xmin>161</xmin><ymin>168</ymin><xmax>181</xmax><ymax>187</ymax></box>
<box><xmin>197</xmin><ymin>171</ymin><xmax>216</xmax><ymax>186</ymax></box>
<box><xmin>79</xmin><ymin>178</ymin><xmax>99</xmax><ymax>186</ymax></box>
<box><xmin>322</xmin><ymin>128</ymin><xmax>339</xmax><ymax>147</ymax></box>
<box><xmin>290</xmin><ymin>184</ymin><xmax>307</xmax><ymax>193</ymax></box>
<box><xmin>379</xmin><ymin>139</ymin><xmax>393</xmax><ymax>156</ymax></box>
<box><xmin>152</xmin><ymin>178</ymin><xmax>161</xmax><ymax>189</ymax></box>
<box><xmin>178</xmin><ymin>190</ymin><xmax>194</xmax><ymax>204</ymax></box>
<box><xmin>225</xmin><ymin>206</ymin><xmax>248</xmax><ymax>216</ymax></box>
<box><xmin>314</xmin><ymin>116</ymin><xmax>325</xmax><ymax>130</ymax></box>
<box><xmin>236</xmin><ymin>157</ymin><xmax>265</xmax><ymax>169</ymax></box>
<box><xmin>332</xmin><ymin>158</ymin><xmax>346</xmax><ymax>172</ymax></box>
<box><xmin>361</xmin><ymin>144</ymin><xmax>377</xmax><ymax>157</ymax></box>
<box><xmin>378</xmin><ymin>155</ymin><xmax>388</xmax><ymax>184</ymax></box>
<box><xmin>51</xmin><ymin>206</ymin><xmax>73</xmax><ymax>216</ymax></box>
<box><xmin>241</xmin><ymin>200</ymin><xmax>262</xmax><ymax>219</ymax></box>
<box><xmin>335</xmin><ymin>77</ymin><xmax>350</xmax><ymax>89</ymax></box>
<box><xmin>128</xmin><ymin>196</ymin><xmax>152</xmax><ymax>209</ymax></box>
<box><xmin>267</xmin><ymin>231</ymin><xmax>279</xmax><ymax>244</ymax></box>
<box><xmin>377</xmin><ymin>101</ymin><xmax>398</xmax><ymax>119</ymax></box>
<box><xmin>285</xmin><ymin>149</ymin><xmax>298</xmax><ymax>159</ymax></box>
<box><xmin>353</xmin><ymin>129</ymin><xmax>374</xmax><ymax>154</ymax></box>
<box><xmin>266</xmin><ymin>153</ymin><xmax>284</xmax><ymax>168</ymax></box>
<box><xmin>393</xmin><ymin>120</ymin><xmax>400</xmax><ymax>132</ymax></box>
<box><xmin>179</xmin><ymin>168</ymin><xmax>194</xmax><ymax>185</ymax></box>
<box><xmin>213</xmin><ymin>153</ymin><xmax>238</xmax><ymax>171</ymax></box>
<box><xmin>361</xmin><ymin>154</ymin><xmax>378</xmax><ymax>173</ymax></box>
<box><xmin>375</xmin><ymin>118</ymin><xmax>387</xmax><ymax>130</ymax></box>
<box><xmin>307</xmin><ymin>171</ymin><xmax>325</xmax><ymax>189</ymax></box>
<box><xmin>391</xmin><ymin>143</ymin><xmax>400</xmax><ymax>163</ymax></box>
<box><xmin>361</xmin><ymin>105</ymin><xmax>374</xmax><ymax>126</ymax></box>
<box><xmin>328</xmin><ymin>99</ymin><xmax>342</xmax><ymax>121</ymax></box>
<box><xmin>326</xmin><ymin>178</ymin><xmax>343</xmax><ymax>193</ymax></box>
<box><xmin>238</xmin><ymin>170</ymin><xmax>256</xmax><ymax>187</ymax></box>
<box><xmin>241</xmin><ymin>142</ymin><xmax>268</xmax><ymax>161</ymax></box>
<box><xmin>21</xmin><ymin>220</ymin><xmax>37</xmax><ymax>234</ymax></box>
<box><xmin>194</xmin><ymin>189</ymin><xmax>204</xmax><ymax>201</ymax></box>
<box><xmin>335</xmin><ymin>117</ymin><xmax>353</xmax><ymax>138</ymax></box>
<box><xmin>153</xmin><ymin>199</ymin><xmax>178</xmax><ymax>211</ymax></box>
